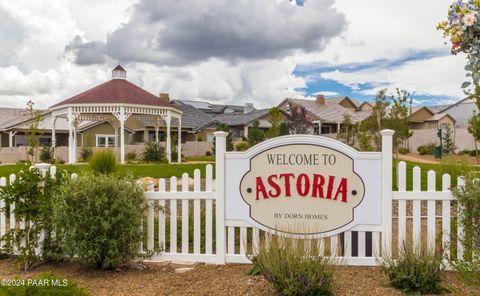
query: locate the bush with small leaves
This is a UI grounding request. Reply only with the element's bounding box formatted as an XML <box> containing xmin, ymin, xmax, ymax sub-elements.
<box><xmin>380</xmin><ymin>245</ymin><xmax>448</xmax><ymax>295</ymax></box>
<box><xmin>249</xmin><ymin>236</ymin><xmax>335</xmax><ymax>296</ymax></box>
<box><xmin>143</xmin><ymin>141</ymin><xmax>165</xmax><ymax>162</ymax></box>
<box><xmin>235</xmin><ymin>141</ymin><xmax>250</xmax><ymax>151</ymax></box>
<box><xmin>55</xmin><ymin>173</ymin><xmax>145</xmax><ymax>269</ymax></box>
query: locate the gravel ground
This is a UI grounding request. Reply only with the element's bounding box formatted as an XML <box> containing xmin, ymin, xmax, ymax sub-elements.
<box><xmin>0</xmin><ymin>260</ymin><xmax>479</xmax><ymax>296</ymax></box>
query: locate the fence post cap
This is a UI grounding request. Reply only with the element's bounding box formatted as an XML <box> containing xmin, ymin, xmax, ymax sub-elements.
<box><xmin>380</xmin><ymin>129</ymin><xmax>395</xmax><ymax>136</ymax></box>
<box><xmin>214</xmin><ymin>131</ymin><xmax>228</xmax><ymax>137</ymax></box>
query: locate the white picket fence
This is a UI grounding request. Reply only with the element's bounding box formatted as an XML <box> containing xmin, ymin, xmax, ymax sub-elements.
<box><xmin>138</xmin><ymin>160</ymin><xmax>466</xmax><ymax>266</ymax></box>
<box><xmin>0</xmin><ymin>158</ymin><xmax>471</xmax><ymax>266</ymax></box>
<box><xmin>0</xmin><ymin>165</ymin><xmax>77</xmax><ymax>253</ymax></box>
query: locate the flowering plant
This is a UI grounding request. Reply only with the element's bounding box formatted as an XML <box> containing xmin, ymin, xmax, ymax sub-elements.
<box><xmin>438</xmin><ymin>0</ymin><xmax>480</xmax><ymax>95</ymax></box>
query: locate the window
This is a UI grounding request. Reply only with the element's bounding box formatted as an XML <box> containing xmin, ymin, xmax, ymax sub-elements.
<box><xmin>96</xmin><ymin>135</ymin><xmax>116</xmax><ymax>147</ymax></box>
<box><xmin>207</xmin><ymin>134</ymin><xmax>215</xmax><ymax>142</ymax></box>
<box><xmin>428</xmin><ymin>122</ymin><xmax>437</xmax><ymax>129</ymax></box>
<box><xmin>321</xmin><ymin>126</ymin><xmax>332</xmax><ymax>134</ymax></box>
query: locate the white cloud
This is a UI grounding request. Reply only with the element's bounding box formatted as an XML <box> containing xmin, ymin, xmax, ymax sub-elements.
<box><xmin>312</xmin><ymin>91</ymin><xmax>339</xmax><ymax>96</ymax></box>
<box><xmin>321</xmin><ymin>55</ymin><xmax>466</xmax><ymax>100</ymax></box>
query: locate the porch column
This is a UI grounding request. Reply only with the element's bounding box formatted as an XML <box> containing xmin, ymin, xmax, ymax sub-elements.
<box><xmin>177</xmin><ymin>117</ymin><xmax>182</xmax><ymax>163</ymax></box>
<box><xmin>337</xmin><ymin>122</ymin><xmax>340</xmax><ymax>133</ymax></box>
<box><xmin>166</xmin><ymin>111</ymin><xmax>171</xmax><ymax>163</ymax></box>
<box><xmin>73</xmin><ymin>123</ymin><xmax>78</xmax><ymax>163</ymax></box>
<box><xmin>120</xmin><ymin>107</ymin><xmax>126</xmax><ymax>164</ymax></box>
<box><xmin>67</xmin><ymin>107</ymin><xmax>74</xmax><ymax>164</ymax></box>
<box><xmin>8</xmin><ymin>131</ymin><xmax>17</xmax><ymax>148</ymax></box>
<box><xmin>144</xmin><ymin>128</ymin><xmax>149</xmax><ymax>143</ymax></box>
<box><xmin>51</xmin><ymin>115</ymin><xmax>57</xmax><ymax>158</ymax></box>
<box><xmin>244</xmin><ymin>125</ymin><xmax>249</xmax><ymax>138</ymax></box>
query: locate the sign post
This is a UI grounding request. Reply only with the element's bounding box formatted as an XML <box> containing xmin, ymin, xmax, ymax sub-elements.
<box><xmin>214</xmin><ymin>131</ymin><xmax>228</xmax><ymax>264</ymax></box>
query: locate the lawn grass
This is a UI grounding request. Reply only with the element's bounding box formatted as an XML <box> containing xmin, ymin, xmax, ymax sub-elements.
<box><xmin>0</xmin><ymin>163</ymin><xmax>215</xmax><ymax>179</ymax></box>
<box><xmin>0</xmin><ymin>159</ymin><xmax>477</xmax><ymax>190</ymax></box>
<box><xmin>392</xmin><ymin>160</ymin><xmax>479</xmax><ymax>191</ymax></box>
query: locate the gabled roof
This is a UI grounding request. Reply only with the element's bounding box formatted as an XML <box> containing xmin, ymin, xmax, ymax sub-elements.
<box><xmin>174</xmin><ymin>99</ymin><xmax>269</xmax><ymax>127</ymax></box>
<box><xmin>172</xmin><ymin>101</ymin><xmax>217</xmax><ymax>130</ymax></box>
<box><xmin>409</xmin><ymin>106</ymin><xmax>434</xmax><ymax>116</ymax></box>
<box><xmin>50</xmin><ymin>79</ymin><xmax>175</xmax><ymax>109</ymax></box>
<box><xmin>282</xmin><ymin>97</ymin><xmax>372</xmax><ymax>124</ymax></box>
<box><xmin>214</xmin><ymin>109</ymin><xmax>269</xmax><ymax>126</ymax></box>
<box><xmin>0</xmin><ymin>108</ymin><xmax>31</xmax><ymax>130</ymax></box>
<box><xmin>425</xmin><ymin>113</ymin><xmax>456</xmax><ymax>123</ymax></box>
<box><xmin>0</xmin><ymin>108</ymin><xmax>50</xmax><ymax>131</ymax></box>
<box><xmin>435</xmin><ymin>96</ymin><xmax>476</xmax><ymax>113</ymax></box>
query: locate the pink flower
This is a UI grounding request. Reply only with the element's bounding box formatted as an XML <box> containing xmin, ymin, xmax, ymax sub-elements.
<box><xmin>464</xmin><ymin>12</ymin><xmax>477</xmax><ymax>26</ymax></box>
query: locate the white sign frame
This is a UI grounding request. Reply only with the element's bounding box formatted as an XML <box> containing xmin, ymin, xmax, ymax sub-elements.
<box><xmin>225</xmin><ymin>135</ymin><xmax>383</xmax><ymax>238</ymax></box>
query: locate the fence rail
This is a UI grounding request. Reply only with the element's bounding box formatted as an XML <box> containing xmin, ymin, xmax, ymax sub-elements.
<box><xmin>0</xmin><ymin>161</ymin><xmax>472</xmax><ymax>267</ymax></box>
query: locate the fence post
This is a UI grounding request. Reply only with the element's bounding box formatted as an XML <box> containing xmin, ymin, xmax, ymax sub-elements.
<box><xmin>214</xmin><ymin>131</ymin><xmax>227</xmax><ymax>264</ymax></box>
<box><xmin>380</xmin><ymin>129</ymin><xmax>394</xmax><ymax>255</ymax></box>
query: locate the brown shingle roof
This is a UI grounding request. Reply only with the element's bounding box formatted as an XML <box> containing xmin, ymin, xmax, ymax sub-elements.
<box><xmin>50</xmin><ymin>79</ymin><xmax>174</xmax><ymax>109</ymax></box>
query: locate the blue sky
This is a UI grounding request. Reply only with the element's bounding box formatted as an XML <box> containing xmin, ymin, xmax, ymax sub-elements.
<box><xmin>0</xmin><ymin>0</ymin><xmax>468</xmax><ymax>109</ymax></box>
<box><xmin>294</xmin><ymin>49</ymin><xmax>459</xmax><ymax>105</ymax></box>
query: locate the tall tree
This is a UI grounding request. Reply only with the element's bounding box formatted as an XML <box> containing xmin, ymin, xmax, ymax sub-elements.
<box><xmin>442</xmin><ymin>125</ymin><xmax>457</xmax><ymax>155</ymax></box>
<box><xmin>212</xmin><ymin>123</ymin><xmax>234</xmax><ymax>153</ymax></box>
<box><xmin>468</xmin><ymin>112</ymin><xmax>480</xmax><ymax>164</ymax></box>
<box><xmin>337</xmin><ymin>113</ymin><xmax>357</xmax><ymax>147</ymax></box>
<box><xmin>247</xmin><ymin>120</ymin><xmax>265</xmax><ymax>146</ymax></box>
<box><xmin>24</xmin><ymin>100</ymin><xmax>43</xmax><ymax>162</ymax></box>
<box><xmin>384</xmin><ymin>88</ymin><xmax>413</xmax><ymax>171</ymax></box>
<box><xmin>362</xmin><ymin>89</ymin><xmax>389</xmax><ymax>150</ymax></box>
<box><xmin>265</xmin><ymin>107</ymin><xmax>283</xmax><ymax>138</ymax></box>
<box><xmin>285</xmin><ymin>104</ymin><xmax>313</xmax><ymax>134</ymax></box>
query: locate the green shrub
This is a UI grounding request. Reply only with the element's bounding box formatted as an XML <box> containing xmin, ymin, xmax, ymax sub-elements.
<box><xmin>0</xmin><ymin>273</ymin><xmax>88</xmax><ymax>296</ymax></box>
<box><xmin>469</xmin><ymin>149</ymin><xmax>480</xmax><ymax>157</ymax></box>
<box><xmin>380</xmin><ymin>245</ymin><xmax>447</xmax><ymax>294</ymax></box>
<box><xmin>39</xmin><ymin>146</ymin><xmax>53</xmax><ymax>162</ymax></box>
<box><xmin>452</xmin><ymin>175</ymin><xmax>480</xmax><ymax>285</ymax></box>
<box><xmin>0</xmin><ymin>165</ymin><xmax>67</xmax><ymax>270</ymax></box>
<box><xmin>398</xmin><ymin>147</ymin><xmax>409</xmax><ymax>155</ymax></box>
<box><xmin>126</xmin><ymin>151</ymin><xmax>137</xmax><ymax>161</ymax></box>
<box><xmin>417</xmin><ymin>143</ymin><xmax>435</xmax><ymax>155</ymax></box>
<box><xmin>249</xmin><ymin>236</ymin><xmax>335</xmax><ymax>296</ymax></box>
<box><xmin>89</xmin><ymin>150</ymin><xmax>117</xmax><ymax>174</ymax></box>
<box><xmin>80</xmin><ymin>146</ymin><xmax>93</xmax><ymax>162</ymax></box>
<box><xmin>55</xmin><ymin>174</ymin><xmax>145</xmax><ymax>269</ymax></box>
<box><xmin>235</xmin><ymin>141</ymin><xmax>250</xmax><ymax>151</ymax></box>
<box><xmin>143</xmin><ymin>142</ymin><xmax>165</xmax><ymax>162</ymax></box>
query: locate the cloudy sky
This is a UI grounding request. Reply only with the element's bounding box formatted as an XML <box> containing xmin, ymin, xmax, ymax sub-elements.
<box><xmin>0</xmin><ymin>0</ymin><xmax>467</xmax><ymax>109</ymax></box>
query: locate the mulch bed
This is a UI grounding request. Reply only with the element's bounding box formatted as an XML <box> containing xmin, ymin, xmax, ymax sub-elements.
<box><xmin>1</xmin><ymin>260</ymin><xmax>479</xmax><ymax>295</ymax></box>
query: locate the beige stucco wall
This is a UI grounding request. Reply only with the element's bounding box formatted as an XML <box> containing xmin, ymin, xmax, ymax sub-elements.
<box><xmin>409</xmin><ymin>108</ymin><xmax>433</xmax><ymax>123</ymax></box>
<box><xmin>408</xmin><ymin>127</ymin><xmax>476</xmax><ymax>152</ymax></box>
<box><xmin>80</xmin><ymin>122</ymin><xmax>133</xmax><ymax>147</ymax></box>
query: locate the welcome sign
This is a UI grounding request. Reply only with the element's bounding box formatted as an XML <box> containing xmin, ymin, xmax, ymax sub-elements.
<box><xmin>225</xmin><ymin>136</ymin><xmax>382</xmax><ymax>237</ymax></box>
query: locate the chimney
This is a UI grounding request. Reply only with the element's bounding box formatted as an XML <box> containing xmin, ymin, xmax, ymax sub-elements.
<box><xmin>244</xmin><ymin>103</ymin><xmax>254</xmax><ymax>114</ymax></box>
<box><xmin>316</xmin><ymin>94</ymin><xmax>325</xmax><ymax>104</ymax></box>
<box><xmin>111</xmin><ymin>65</ymin><xmax>127</xmax><ymax>79</ymax></box>
<box><xmin>159</xmin><ymin>93</ymin><xmax>170</xmax><ymax>102</ymax></box>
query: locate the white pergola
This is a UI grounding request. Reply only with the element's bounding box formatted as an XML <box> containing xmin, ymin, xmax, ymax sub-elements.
<box><xmin>49</xmin><ymin>104</ymin><xmax>182</xmax><ymax>164</ymax></box>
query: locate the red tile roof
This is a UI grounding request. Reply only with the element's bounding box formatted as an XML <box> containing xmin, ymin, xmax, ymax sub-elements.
<box><xmin>50</xmin><ymin>79</ymin><xmax>174</xmax><ymax>109</ymax></box>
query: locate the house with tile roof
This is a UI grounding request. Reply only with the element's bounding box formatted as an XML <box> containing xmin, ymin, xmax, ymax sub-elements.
<box><xmin>408</xmin><ymin>106</ymin><xmax>456</xmax><ymax>131</ymax></box>
<box><xmin>277</xmin><ymin>95</ymin><xmax>373</xmax><ymax>134</ymax></box>
<box><xmin>172</xmin><ymin>100</ymin><xmax>271</xmax><ymax>141</ymax></box>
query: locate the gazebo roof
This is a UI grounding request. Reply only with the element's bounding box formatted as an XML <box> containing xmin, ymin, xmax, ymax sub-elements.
<box><xmin>50</xmin><ymin>79</ymin><xmax>174</xmax><ymax>109</ymax></box>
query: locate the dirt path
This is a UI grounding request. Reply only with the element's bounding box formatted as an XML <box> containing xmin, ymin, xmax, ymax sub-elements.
<box><xmin>0</xmin><ymin>260</ymin><xmax>478</xmax><ymax>296</ymax></box>
<box><xmin>398</xmin><ymin>154</ymin><xmax>440</xmax><ymax>164</ymax></box>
